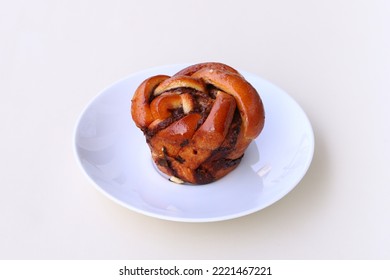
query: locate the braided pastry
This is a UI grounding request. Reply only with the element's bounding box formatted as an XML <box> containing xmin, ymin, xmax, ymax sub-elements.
<box><xmin>131</xmin><ymin>62</ymin><xmax>265</xmax><ymax>184</ymax></box>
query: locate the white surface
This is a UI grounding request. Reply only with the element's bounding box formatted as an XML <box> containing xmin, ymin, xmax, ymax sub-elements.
<box><xmin>74</xmin><ymin>65</ymin><xmax>314</xmax><ymax>222</ymax></box>
<box><xmin>1</xmin><ymin>0</ymin><xmax>389</xmax><ymax>259</ymax></box>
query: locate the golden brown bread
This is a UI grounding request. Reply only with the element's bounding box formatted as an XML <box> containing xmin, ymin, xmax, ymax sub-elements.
<box><xmin>131</xmin><ymin>62</ymin><xmax>265</xmax><ymax>184</ymax></box>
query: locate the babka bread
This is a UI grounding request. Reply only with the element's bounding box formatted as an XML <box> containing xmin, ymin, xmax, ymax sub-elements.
<box><xmin>131</xmin><ymin>62</ymin><xmax>265</xmax><ymax>184</ymax></box>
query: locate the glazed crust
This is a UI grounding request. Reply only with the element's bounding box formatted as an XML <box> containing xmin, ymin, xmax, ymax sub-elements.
<box><xmin>131</xmin><ymin>75</ymin><xmax>170</xmax><ymax>129</ymax></box>
<box><xmin>131</xmin><ymin>63</ymin><xmax>265</xmax><ymax>184</ymax></box>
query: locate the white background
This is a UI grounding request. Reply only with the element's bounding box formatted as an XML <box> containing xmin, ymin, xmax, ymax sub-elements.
<box><xmin>1</xmin><ymin>0</ymin><xmax>389</xmax><ymax>259</ymax></box>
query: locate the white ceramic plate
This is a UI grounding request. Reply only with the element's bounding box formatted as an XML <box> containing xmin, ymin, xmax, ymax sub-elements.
<box><xmin>74</xmin><ymin>64</ymin><xmax>314</xmax><ymax>222</ymax></box>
